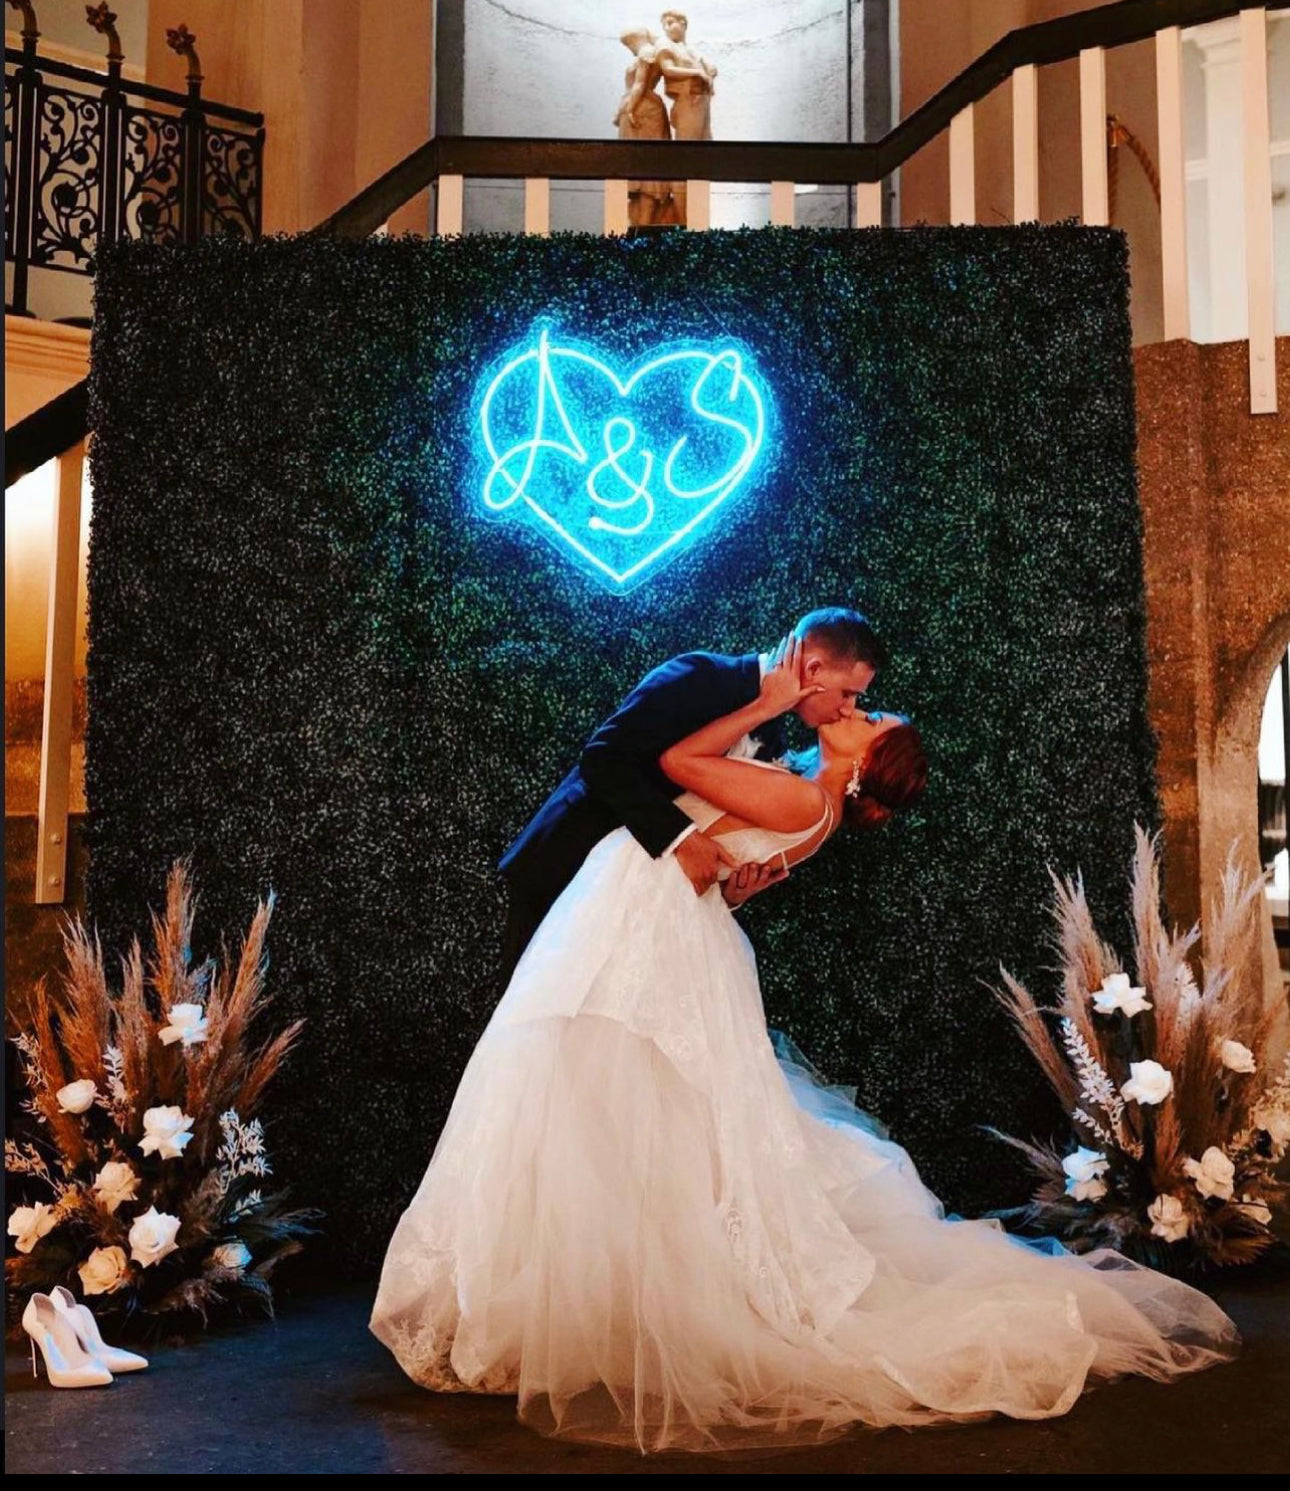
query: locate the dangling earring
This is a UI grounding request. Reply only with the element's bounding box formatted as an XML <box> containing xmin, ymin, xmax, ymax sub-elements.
<box><xmin>844</xmin><ymin>759</ymin><xmax>862</xmax><ymax>798</ymax></box>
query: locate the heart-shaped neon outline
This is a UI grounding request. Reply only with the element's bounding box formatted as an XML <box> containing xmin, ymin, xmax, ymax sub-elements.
<box><xmin>477</xmin><ymin>323</ymin><xmax>768</xmax><ymax>591</ymax></box>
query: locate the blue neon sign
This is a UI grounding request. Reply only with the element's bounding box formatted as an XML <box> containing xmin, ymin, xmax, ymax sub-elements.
<box><xmin>474</xmin><ymin>321</ymin><xmax>770</xmax><ymax>592</ymax></box>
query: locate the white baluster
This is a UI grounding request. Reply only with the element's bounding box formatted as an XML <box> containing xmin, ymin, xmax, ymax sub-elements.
<box><xmin>1013</xmin><ymin>64</ymin><xmax>1039</xmax><ymax>223</ymax></box>
<box><xmin>854</xmin><ymin>181</ymin><xmax>883</xmax><ymax>229</ymax></box>
<box><xmin>686</xmin><ymin>179</ymin><xmax>711</xmax><ymax>231</ymax></box>
<box><xmin>436</xmin><ymin>174</ymin><xmax>463</xmax><ymax>236</ymax></box>
<box><xmin>1240</xmin><ymin>6</ymin><xmax>1277</xmax><ymax>413</ymax></box>
<box><xmin>770</xmin><ymin>180</ymin><xmax>795</xmax><ymax>227</ymax></box>
<box><xmin>603</xmin><ymin>179</ymin><xmax>629</xmax><ymax>235</ymax></box>
<box><xmin>950</xmin><ymin>104</ymin><xmax>975</xmax><ymax>225</ymax></box>
<box><xmin>523</xmin><ymin>177</ymin><xmax>550</xmax><ymax>236</ymax></box>
<box><xmin>1156</xmin><ymin>26</ymin><xmax>1190</xmax><ymax>340</ymax></box>
<box><xmin>1079</xmin><ymin>47</ymin><xmax>1109</xmax><ymax>225</ymax></box>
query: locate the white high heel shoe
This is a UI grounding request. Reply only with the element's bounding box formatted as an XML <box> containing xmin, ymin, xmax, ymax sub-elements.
<box><xmin>21</xmin><ymin>1293</ymin><xmax>114</xmax><ymax>1388</ymax></box>
<box><xmin>50</xmin><ymin>1285</ymin><xmax>149</xmax><ymax>1373</ymax></box>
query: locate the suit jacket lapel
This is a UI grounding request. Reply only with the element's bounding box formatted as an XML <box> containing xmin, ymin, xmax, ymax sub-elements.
<box><xmin>729</xmin><ymin>651</ymin><xmax>788</xmax><ymax>762</ymax></box>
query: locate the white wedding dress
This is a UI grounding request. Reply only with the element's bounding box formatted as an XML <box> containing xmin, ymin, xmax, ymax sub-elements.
<box><xmin>369</xmin><ymin>761</ymin><xmax>1241</xmax><ymax>1454</ymax></box>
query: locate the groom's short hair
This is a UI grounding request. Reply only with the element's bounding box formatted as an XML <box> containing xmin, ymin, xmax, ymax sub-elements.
<box><xmin>794</xmin><ymin>607</ymin><xmax>889</xmax><ymax>672</ymax></box>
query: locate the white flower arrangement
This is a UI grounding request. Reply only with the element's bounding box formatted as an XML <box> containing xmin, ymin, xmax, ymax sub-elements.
<box><xmin>5</xmin><ymin>857</ymin><xmax>321</xmax><ymax>1338</ymax></box>
<box><xmin>986</xmin><ymin>829</ymin><xmax>1290</xmax><ymax>1269</ymax></box>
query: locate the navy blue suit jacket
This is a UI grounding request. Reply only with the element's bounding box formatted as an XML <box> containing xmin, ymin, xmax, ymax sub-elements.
<box><xmin>498</xmin><ymin>650</ymin><xmax>790</xmax><ymax>920</ymax></box>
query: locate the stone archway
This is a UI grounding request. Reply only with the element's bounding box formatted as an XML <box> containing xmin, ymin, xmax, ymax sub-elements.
<box><xmin>1135</xmin><ymin>336</ymin><xmax>1290</xmax><ymax>998</ymax></box>
<box><xmin>1208</xmin><ymin>612</ymin><xmax>1290</xmax><ymax>1005</ymax></box>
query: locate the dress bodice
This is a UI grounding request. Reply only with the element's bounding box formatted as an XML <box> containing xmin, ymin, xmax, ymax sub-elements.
<box><xmin>674</xmin><ymin>759</ymin><xmax>834</xmax><ymax>880</ymax></box>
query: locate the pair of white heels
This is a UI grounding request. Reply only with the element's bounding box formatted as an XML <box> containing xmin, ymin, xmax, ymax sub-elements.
<box><xmin>21</xmin><ymin>1287</ymin><xmax>149</xmax><ymax>1387</ymax></box>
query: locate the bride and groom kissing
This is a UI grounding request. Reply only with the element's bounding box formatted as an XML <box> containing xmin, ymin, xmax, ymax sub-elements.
<box><xmin>496</xmin><ymin>605</ymin><xmax>927</xmax><ymax>985</ymax></box>
<box><xmin>368</xmin><ymin>604</ymin><xmax>1239</xmax><ymax>1454</ymax></box>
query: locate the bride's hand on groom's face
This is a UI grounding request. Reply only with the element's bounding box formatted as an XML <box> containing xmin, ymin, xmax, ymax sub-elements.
<box><xmin>759</xmin><ymin>633</ymin><xmax>825</xmax><ymax>719</ymax></box>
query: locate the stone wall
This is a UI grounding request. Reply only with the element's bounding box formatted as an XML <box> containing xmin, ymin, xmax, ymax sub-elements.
<box><xmin>1136</xmin><ymin>336</ymin><xmax>1290</xmax><ymax>1001</ymax></box>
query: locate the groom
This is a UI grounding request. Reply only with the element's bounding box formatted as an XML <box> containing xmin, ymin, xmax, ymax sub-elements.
<box><xmin>498</xmin><ymin>606</ymin><xmax>888</xmax><ymax>984</ymax></box>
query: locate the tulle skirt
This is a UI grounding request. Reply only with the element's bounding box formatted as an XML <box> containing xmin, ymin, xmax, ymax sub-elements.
<box><xmin>369</xmin><ymin>828</ymin><xmax>1241</xmax><ymax>1454</ymax></box>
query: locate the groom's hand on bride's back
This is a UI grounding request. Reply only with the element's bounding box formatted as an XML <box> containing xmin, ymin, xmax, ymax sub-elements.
<box><xmin>722</xmin><ymin>858</ymin><xmax>790</xmax><ymax>909</ymax></box>
<box><xmin>673</xmin><ymin>830</ymin><xmax>740</xmax><ymax>895</ymax></box>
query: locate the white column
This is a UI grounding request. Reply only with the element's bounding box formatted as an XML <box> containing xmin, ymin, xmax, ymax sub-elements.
<box><xmin>949</xmin><ymin>105</ymin><xmax>975</xmax><ymax>225</ymax></box>
<box><xmin>1080</xmin><ymin>47</ymin><xmax>1109</xmax><ymax>226</ymax></box>
<box><xmin>523</xmin><ymin>177</ymin><xmax>550</xmax><ymax>236</ymax></box>
<box><xmin>436</xmin><ymin>174</ymin><xmax>464</xmax><ymax>236</ymax></box>
<box><xmin>1190</xmin><ymin>18</ymin><xmax>1246</xmax><ymax>341</ymax></box>
<box><xmin>1156</xmin><ymin>26</ymin><xmax>1191</xmax><ymax>339</ymax></box>
<box><xmin>1013</xmin><ymin>64</ymin><xmax>1039</xmax><ymax>223</ymax></box>
<box><xmin>37</xmin><ymin>443</ymin><xmax>85</xmax><ymax>905</ymax></box>
<box><xmin>1240</xmin><ymin>6</ymin><xmax>1277</xmax><ymax>413</ymax></box>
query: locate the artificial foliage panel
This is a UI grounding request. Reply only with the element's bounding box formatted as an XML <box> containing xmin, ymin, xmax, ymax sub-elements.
<box><xmin>84</xmin><ymin>226</ymin><xmax>1159</xmax><ymax>1279</ymax></box>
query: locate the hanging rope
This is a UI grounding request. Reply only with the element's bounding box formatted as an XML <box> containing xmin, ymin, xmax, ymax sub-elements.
<box><xmin>1107</xmin><ymin>113</ymin><xmax>1162</xmax><ymax>222</ymax></box>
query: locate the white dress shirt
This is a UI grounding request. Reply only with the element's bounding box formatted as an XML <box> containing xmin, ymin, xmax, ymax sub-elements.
<box><xmin>663</xmin><ymin>653</ymin><xmax>770</xmax><ymax>858</ymax></box>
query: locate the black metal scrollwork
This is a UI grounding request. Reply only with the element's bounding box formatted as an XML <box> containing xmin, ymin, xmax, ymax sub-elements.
<box><xmin>4</xmin><ymin>19</ymin><xmax>263</xmax><ymax>315</ymax></box>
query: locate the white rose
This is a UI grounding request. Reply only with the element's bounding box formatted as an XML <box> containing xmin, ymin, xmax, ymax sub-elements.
<box><xmin>1182</xmin><ymin>1146</ymin><xmax>1236</xmax><ymax>1201</ymax></box>
<box><xmin>1121</xmin><ymin>1060</ymin><xmax>1174</xmax><ymax>1105</ymax></box>
<box><xmin>92</xmin><ymin>1160</ymin><xmax>140</xmax><ymax>1214</ymax></box>
<box><xmin>7</xmin><ymin>1200</ymin><xmax>59</xmax><ymax>1253</ymax></box>
<box><xmin>210</xmin><ymin>1241</ymin><xmax>252</xmax><ymax>1271</ymax></box>
<box><xmin>56</xmin><ymin>1078</ymin><xmax>97</xmax><ymax>1114</ymax></box>
<box><xmin>158</xmin><ymin>1002</ymin><xmax>209</xmax><ymax>1048</ymax></box>
<box><xmin>79</xmin><ymin>1244</ymin><xmax>130</xmax><ymax>1295</ymax></box>
<box><xmin>1235</xmin><ymin>1193</ymin><xmax>1272</xmax><ymax>1227</ymax></box>
<box><xmin>1219</xmin><ymin>1040</ymin><xmax>1256</xmax><ymax>1074</ymax></box>
<box><xmin>138</xmin><ymin>1106</ymin><xmax>195</xmax><ymax>1161</ymax></box>
<box><xmin>128</xmin><ymin>1205</ymin><xmax>181</xmax><ymax>1267</ymax></box>
<box><xmin>1148</xmin><ymin>1193</ymin><xmax>1191</xmax><ymax>1242</ymax></box>
<box><xmin>1062</xmin><ymin>1146</ymin><xmax>1110</xmax><ymax>1201</ymax></box>
<box><xmin>1251</xmin><ymin>1103</ymin><xmax>1290</xmax><ymax>1147</ymax></box>
<box><xmin>1091</xmin><ymin>973</ymin><xmax>1153</xmax><ymax>1018</ymax></box>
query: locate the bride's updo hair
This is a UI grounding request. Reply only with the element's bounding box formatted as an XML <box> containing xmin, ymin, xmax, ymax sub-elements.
<box><xmin>844</xmin><ymin>721</ymin><xmax>927</xmax><ymax>831</ymax></box>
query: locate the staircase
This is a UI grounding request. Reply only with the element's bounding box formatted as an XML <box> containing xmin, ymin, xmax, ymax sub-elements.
<box><xmin>5</xmin><ymin>0</ymin><xmax>1287</xmax><ymax>1000</ymax></box>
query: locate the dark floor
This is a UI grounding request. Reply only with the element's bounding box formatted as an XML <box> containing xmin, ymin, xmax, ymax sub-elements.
<box><xmin>7</xmin><ymin>1261</ymin><xmax>1290</xmax><ymax>1475</ymax></box>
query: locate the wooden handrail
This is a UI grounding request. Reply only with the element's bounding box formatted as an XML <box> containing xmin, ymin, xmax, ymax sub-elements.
<box><xmin>3</xmin><ymin>0</ymin><xmax>1263</xmax><ymax>482</ymax></box>
<box><xmin>319</xmin><ymin>0</ymin><xmax>1251</xmax><ymax>238</ymax></box>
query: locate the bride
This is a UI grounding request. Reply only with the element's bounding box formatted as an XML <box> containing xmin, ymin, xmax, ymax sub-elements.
<box><xmin>369</xmin><ymin>637</ymin><xmax>1241</xmax><ymax>1454</ymax></box>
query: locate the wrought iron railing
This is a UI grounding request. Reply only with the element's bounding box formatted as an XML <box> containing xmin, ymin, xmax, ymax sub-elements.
<box><xmin>4</xmin><ymin>2</ymin><xmax>264</xmax><ymax>318</ymax></box>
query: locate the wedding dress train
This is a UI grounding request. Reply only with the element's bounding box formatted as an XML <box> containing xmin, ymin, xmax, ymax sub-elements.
<box><xmin>369</xmin><ymin>774</ymin><xmax>1241</xmax><ymax>1453</ymax></box>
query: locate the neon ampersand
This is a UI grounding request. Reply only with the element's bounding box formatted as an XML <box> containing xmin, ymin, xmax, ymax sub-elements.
<box><xmin>477</xmin><ymin>323</ymin><xmax>769</xmax><ymax>592</ymax></box>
